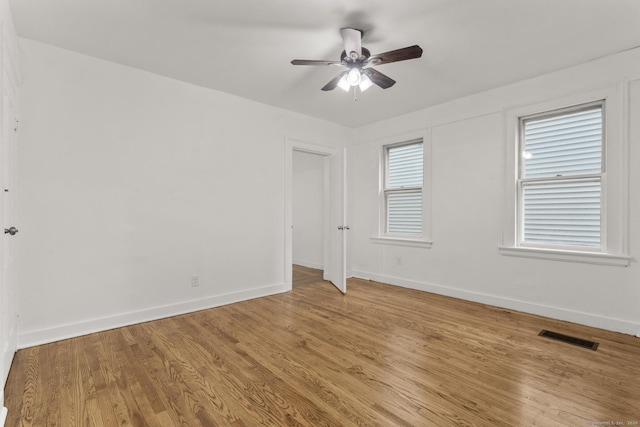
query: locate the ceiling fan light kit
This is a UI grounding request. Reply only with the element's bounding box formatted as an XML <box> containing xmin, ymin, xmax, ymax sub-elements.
<box><xmin>291</xmin><ymin>27</ymin><xmax>422</xmax><ymax>98</ymax></box>
<box><xmin>346</xmin><ymin>68</ymin><xmax>362</xmax><ymax>86</ymax></box>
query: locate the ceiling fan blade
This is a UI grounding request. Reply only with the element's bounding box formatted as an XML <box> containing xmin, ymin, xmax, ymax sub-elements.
<box><xmin>368</xmin><ymin>45</ymin><xmax>423</xmax><ymax>65</ymax></box>
<box><xmin>340</xmin><ymin>27</ymin><xmax>362</xmax><ymax>60</ymax></box>
<box><xmin>364</xmin><ymin>68</ymin><xmax>396</xmax><ymax>89</ymax></box>
<box><xmin>291</xmin><ymin>59</ymin><xmax>344</xmax><ymax>66</ymax></box>
<box><xmin>321</xmin><ymin>71</ymin><xmax>348</xmax><ymax>91</ymax></box>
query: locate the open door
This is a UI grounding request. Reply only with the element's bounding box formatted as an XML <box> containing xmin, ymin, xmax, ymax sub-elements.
<box><xmin>1</xmin><ymin>62</ymin><xmax>18</xmax><ymax>396</ymax></box>
<box><xmin>285</xmin><ymin>140</ymin><xmax>347</xmax><ymax>293</ymax></box>
<box><xmin>328</xmin><ymin>147</ymin><xmax>347</xmax><ymax>293</ymax></box>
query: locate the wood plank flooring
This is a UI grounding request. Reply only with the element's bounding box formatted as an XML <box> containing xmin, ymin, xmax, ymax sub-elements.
<box><xmin>4</xmin><ymin>265</ymin><xmax>640</xmax><ymax>426</ymax></box>
<box><xmin>292</xmin><ymin>264</ymin><xmax>324</xmax><ymax>287</ymax></box>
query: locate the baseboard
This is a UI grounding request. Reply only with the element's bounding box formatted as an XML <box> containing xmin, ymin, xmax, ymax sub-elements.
<box><xmin>351</xmin><ymin>270</ymin><xmax>640</xmax><ymax>336</ymax></box>
<box><xmin>17</xmin><ymin>282</ymin><xmax>288</xmax><ymax>349</ymax></box>
<box><xmin>292</xmin><ymin>259</ymin><xmax>324</xmax><ymax>270</ymax></box>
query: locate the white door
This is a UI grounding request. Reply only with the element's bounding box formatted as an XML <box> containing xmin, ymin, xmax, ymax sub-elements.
<box><xmin>328</xmin><ymin>147</ymin><xmax>347</xmax><ymax>293</ymax></box>
<box><xmin>285</xmin><ymin>140</ymin><xmax>348</xmax><ymax>293</ymax></box>
<box><xmin>0</xmin><ymin>74</ymin><xmax>18</xmax><ymax>388</ymax></box>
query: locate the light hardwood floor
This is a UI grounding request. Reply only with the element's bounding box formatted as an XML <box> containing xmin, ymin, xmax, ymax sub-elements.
<box><xmin>292</xmin><ymin>264</ymin><xmax>325</xmax><ymax>287</ymax></box>
<box><xmin>4</xmin><ymin>265</ymin><xmax>640</xmax><ymax>426</ymax></box>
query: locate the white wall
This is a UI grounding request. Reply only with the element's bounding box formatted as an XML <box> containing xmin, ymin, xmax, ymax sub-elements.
<box><xmin>16</xmin><ymin>39</ymin><xmax>350</xmax><ymax>347</ymax></box>
<box><xmin>350</xmin><ymin>47</ymin><xmax>640</xmax><ymax>336</ymax></box>
<box><xmin>292</xmin><ymin>150</ymin><xmax>324</xmax><ymax>269</ymax></box>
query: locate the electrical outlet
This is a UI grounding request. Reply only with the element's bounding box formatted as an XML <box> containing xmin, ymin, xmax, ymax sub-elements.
<box><xmin>191</xmin><ymin>275</ymin><xmax>200</xmax><ymax>287</ymax></box>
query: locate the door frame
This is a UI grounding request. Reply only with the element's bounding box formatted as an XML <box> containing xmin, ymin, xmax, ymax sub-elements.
<box><xmin>284</xmin><ymin>138</ymin><xmax>335</xmax><ymax>290</ymax></box>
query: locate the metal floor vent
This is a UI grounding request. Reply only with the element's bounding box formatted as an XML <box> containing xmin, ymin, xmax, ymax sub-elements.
<box><xmin>538</xmin><ymin>330</ymin><xmax>599</xmax><ymax>350</ymax></box>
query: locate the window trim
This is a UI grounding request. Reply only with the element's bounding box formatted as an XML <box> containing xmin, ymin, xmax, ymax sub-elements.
<box><xmin>371</xmin><ymin>130</ymin><xmax>433</xmax><ymax>248</ymax></box>
<box><xmin>500</xmin><ymin>84</ymin><xmax>630</xmax><ymax>266</ymax></box>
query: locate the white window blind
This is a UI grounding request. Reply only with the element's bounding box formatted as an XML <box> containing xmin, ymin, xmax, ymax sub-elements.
<box><xmin>522</xmin><ymin>180</ymin><xmax>601</xmax><ymax>246</ymax></box>
<box><xmin>519</xmin><ymin>104</ymin><xmax>603</xmax><ymax>248</ymax></box>
<box><xmin>385</xmin><ymin>141</ymin><xmax>423</xmax><ymax>236</ymax></box>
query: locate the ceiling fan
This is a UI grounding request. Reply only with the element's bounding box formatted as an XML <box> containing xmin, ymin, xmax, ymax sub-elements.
<box><xmin>291</xmin><ymin>28</ymin><xmax>423</xmax><ymax>94</ymax></box>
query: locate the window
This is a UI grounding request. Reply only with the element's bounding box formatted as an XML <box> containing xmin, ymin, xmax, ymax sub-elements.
<box><xmin>384</xmin><ymin>140</ymin><xmax>423</xmax><ymax>236</ymax></box>
<box><xmin>500</xmin><ymin>85</ymin><xmax>629</xmax><ymax>266</ymax></box>
<box><xmin>518</xmin><ymin>103</ymin><xmax>603</xmax><ymax>250</ymax></box>
<box><xmin>371</xmin><ymin>131</ymin><xmax>432</xmax><ymax>248</ymax></box>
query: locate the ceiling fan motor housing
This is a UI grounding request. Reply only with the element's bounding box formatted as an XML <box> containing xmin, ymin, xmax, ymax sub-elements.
<box><xmin>341</xmin><ymin>47</ymin><xmax>371</xmax><ymax>64</ymax></box>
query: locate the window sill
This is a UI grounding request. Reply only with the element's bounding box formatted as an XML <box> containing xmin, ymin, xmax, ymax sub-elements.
<box><xmin>371</xmin><ymin>236</ymin><xmax>433</xmax><ymax>249</ymax></box>
<box><xmin>498</xmin><ymin>246</ymin><xmax>630</xmax><ymax>267</ymax></box>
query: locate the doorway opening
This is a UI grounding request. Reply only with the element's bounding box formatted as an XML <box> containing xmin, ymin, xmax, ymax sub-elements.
<box><xmin>292</xmin><ymin>150</ymin><xmax>326</xmax><ymax>288</ymax></box>
<box><xmin>284</xmin><ymin>139</ymin><xmax>346</xmax><ymax>293</ymax></box>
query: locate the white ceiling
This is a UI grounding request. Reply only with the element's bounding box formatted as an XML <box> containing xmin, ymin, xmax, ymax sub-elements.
<box><xmin>9</xmin><ymin>0</ymin><xmax>640</xmax><ymax>127</ymax></box>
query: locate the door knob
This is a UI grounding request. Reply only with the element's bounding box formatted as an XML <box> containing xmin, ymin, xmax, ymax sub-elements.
<box><xmin>4</xmin><ymin>227</ymin><xmax>18</xmax><ymax>235</ymax></box>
